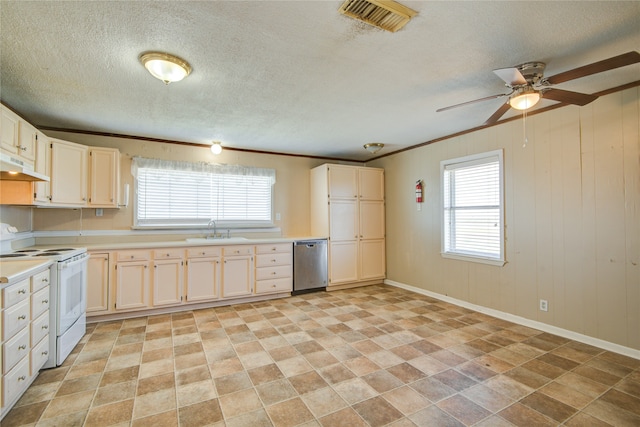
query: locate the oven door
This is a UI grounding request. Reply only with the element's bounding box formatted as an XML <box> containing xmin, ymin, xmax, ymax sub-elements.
<box><xmin>57</xmin><ymin>255</ymin><xmax>88</xmax><ymax>335</ymax></box>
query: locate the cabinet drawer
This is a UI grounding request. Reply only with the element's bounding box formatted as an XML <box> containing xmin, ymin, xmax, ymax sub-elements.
<box><xmin>187</xmin><ymin>247</ymin><xmax>222</xmax><ymax>258</ymax></box>
<box><xmin>255</xmin><ymin>277</ymin><xmax>292</xmax><ymax>294</ymax></box>
<box><xmin>3</xmin><ymin>278</ymin><xmax>30</xmax><ymax>306</ymax></box>
<box><xmin>256</xmin><ymin>243</ymin><xmax>292</xmax><ymax>254</ymax></box>
<box><xmin>31</xmin><ymin>310</ymin><xmax>50</xmax><ymax>346</ymax></box>
<box><xmin>3</xmin><ymin>326</ymin><xmax>30</xmax><ymax>374</ymax></box>
<box><xmin>116</xmin><ymin>250</ymin><xmax>150</xmax><ymax>262</ymax></box>
<box><xmin>31</xmin><ymin>286</ymin><xmax>50</xmax><ymax>319</ymax></box>
<box><xmin>3</xmin><ymin>356</ymin><xmax>30</xmax><ymax>407</ymax></box>
<box><xmin>255</xmin><ymin>252</ymin><xmax>292</xmax><ymax>268</ymax></box>
<box><xmin>31</xmin><ymin>334</ymin><xmax>50</xmax><ymax>375</ymax></box>
<box><xmin>224</xmin><ymin>245</ymin><xmax>253</xmax><ymax>256</ymax></box>
<box><xmin>31</xmin><ymin>269</ymin><xmax>50</xmax><ymax>292</ymax></box>
<box><xmin>153</xmin><ymin>248</ymin><xmax>183</xmax><ymax>260</ymax></box>
<box><xmin>3</xmin><ymin>298</ymin><xmax>30</xmax><ymax>341</ymax></box>
<box><xmin>255</xmin><ymin>265</ymin><xmax>292</xmax><ymax>281</ymax></box>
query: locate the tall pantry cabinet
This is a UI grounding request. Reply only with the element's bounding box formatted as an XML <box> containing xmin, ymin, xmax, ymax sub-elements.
<box><xmin>310</xmin><ymin>164</ymin><xmax>385</xmax><ymax>289</ymax></box>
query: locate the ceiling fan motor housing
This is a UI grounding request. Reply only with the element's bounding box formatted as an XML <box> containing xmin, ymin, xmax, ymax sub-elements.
<box><xmin>514</xmin><ymin>62</ymin><xmax>546</xmax><ymax>86</ymax></box>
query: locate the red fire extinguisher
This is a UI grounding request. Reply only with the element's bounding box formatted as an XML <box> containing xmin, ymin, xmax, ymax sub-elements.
<box><xmin>415</xmin><ymin>180</ymin><xmax>423</xmax><ymax>203</ymax></box>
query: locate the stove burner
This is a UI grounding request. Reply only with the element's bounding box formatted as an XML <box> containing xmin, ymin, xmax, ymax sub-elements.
<box><xmin>45</xmin><ymin>248</ymin><xmax>75</xmax><ymax>252</ymax></box>
<box><xmin>0</xmin><ymin>253</ymin><xmax>29</xmax><ymax>258</ymax></box>
<box><xmin>33</xmin><ymin>252</ymin><xmax>60</xmax><ymax>256</ymax></box>
<box><xmin>15</xmin><ymin>249</ymin><xmax>40</xmax><ymax>253</ymax></box>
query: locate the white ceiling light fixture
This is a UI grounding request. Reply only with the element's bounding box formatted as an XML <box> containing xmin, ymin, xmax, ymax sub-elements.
<box><xmin>509</xmin><ymin>87</ymin><xmax>541</xmax><ymax>110</ymax></box>
<box><xmin>210</xmin><ymin>141</ymin><xmax>223</xmax><ymax>155</ymax></box>
<box><xmin>139</xmin><ymin>52</ymin><xmax>192</xmax><ymax>84</ymax></box>
<box><xmin>364</xmin><ymin>143</ymin><xmax>384</xmax><ymax>154</ymax></box>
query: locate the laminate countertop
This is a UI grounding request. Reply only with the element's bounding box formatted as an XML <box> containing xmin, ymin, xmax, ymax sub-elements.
<box><xmin>0</xmin><ymin>259</ymin><xmax>53</xmax><ymax>284</ymax></box>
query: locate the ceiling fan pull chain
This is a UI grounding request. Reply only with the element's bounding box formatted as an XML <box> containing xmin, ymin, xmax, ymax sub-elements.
<box><xmin>522</xmin><ymin>109</ymin><xmax>528</xmax><ymax>148</ymax></box>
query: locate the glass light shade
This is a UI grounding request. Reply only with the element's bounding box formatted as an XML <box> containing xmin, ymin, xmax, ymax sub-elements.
<box><xmin>364</xmin><ymin>143</ymin><xmax>384</xmax><ymax>154</ymax></box>
<box><xmin>509</xmin><ymin>91</ymin><xmax>540</xmax><ymax>110</ymax></box>
<box><xmin>140</xmin><ymin>52</ymin><xmax>192</xmax><ymax>84</ymax></box>
<box><xmin>210</xmin><ymin>142</ymin><xmax>223</xmax><ymax>155</ymax></box>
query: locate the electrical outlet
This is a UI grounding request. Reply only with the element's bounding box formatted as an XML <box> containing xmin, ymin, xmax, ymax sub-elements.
<box><xmin>95</xmin><ymin>208</ymin><xmax>103</xmax><ymax>217</ymax></box>
<box><xmin>539</xmin><ymin>299</ymin><xmax>549</xmax><ymax>312</ymax></box>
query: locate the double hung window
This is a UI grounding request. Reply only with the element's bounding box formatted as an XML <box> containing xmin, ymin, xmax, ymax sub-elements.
<box><xmin>132</xmin><ymin>157</ymin><xmax>275</xmax><ymax>228</ymax></box>
<box><xmin>441</xmin><ymin>150</ymin><xmax>504</xmax><ymax>265</ymax></box>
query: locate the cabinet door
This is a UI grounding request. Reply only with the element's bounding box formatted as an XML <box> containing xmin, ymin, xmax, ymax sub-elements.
<box><xmin>87</xmin><ymin>253</ymin><xmax>109</xmax><ymax>313</ymax></box>
<box><xmin>34</xmin><ymin>132</ymin><xmax>51</xmax><ymax>203</ymax></box>
<box><xmin>89</xmin><ymin>147</ymin><xmax>119</xmax><ymax>207</ymax></box>
<box><xmin>17</xmin><ymin>120</ymin><xmax>36</xmax><ymax>162</ymax></box>
<box><xmin>1</xmin><ymin>106</ymin><xmax>19</xmax><ymax>154</ymax></box>
<box><xmin>186</xmin><ymin>257</ymin><xmax>220</xmax><ymax>302</ymax></box>
<box><xmin>358</xmin><ymin>168</ymin><xmax>384</xmax><ymax>200</ymax></box>
<box><xmin>329</xmin><ymin>200</ymin><xmax>357</xmax><ymax>241</ymax></box>
<box><xmin>328</xmin><ymin>241</ymin><xmax>358</xmax><ymax>285</ymax></box>
<box><xmin>221</xmin><ymin>255</ymin><xmax>253</xmax><ymax>298</ymax></box>
<box><xmin>115</xmin><ymin>261</ymin><xmax>149</xmax><ymax>310</ymax></box>
<box><xmin>359</xmin><ymin>200</ymin><xmax>385</xmax><ymax>240</ymax></box>
<box><xmin>328</xmin><ymin>165</ymin><xmax>358</xmax><ymax>199</ymax></box>
<box><xmin>50</xmin><ymin>139</ymin><xmax>88</xmax><ymax>206</ymax></box>
<box><xmin>359</xmin><ymin>239</ymin><xmax>386</xmax><ymax>280</ymax></box>
<box><xmin>152</xmin><ymin>259</ymin><xmax>183</xmax><ymax>307</ymax></box>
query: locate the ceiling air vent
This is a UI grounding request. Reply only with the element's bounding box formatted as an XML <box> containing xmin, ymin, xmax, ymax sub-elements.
<box><xmin>339</xmin><ymin>0</ymin><xmax>417</xmax><ymax>32</ymax></box>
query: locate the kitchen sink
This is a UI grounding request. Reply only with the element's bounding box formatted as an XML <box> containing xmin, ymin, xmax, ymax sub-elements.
<box><xmin>185</xmin><ymin>237</ymin><xmax>249</xmax><ymax>244</ymax></box>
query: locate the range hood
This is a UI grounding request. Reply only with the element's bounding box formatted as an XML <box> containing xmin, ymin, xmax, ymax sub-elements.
<box><xmin>0</xmin><ymin>152</ymin><xmax>49</xmax><ymax>181</ymax></box>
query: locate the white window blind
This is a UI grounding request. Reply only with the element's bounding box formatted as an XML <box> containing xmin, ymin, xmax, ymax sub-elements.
<box><xmin>441</xmin><ymin>150</ymin><xmax>504</xmax><ymax>265</ymax></box>
<box><xmin>132</xmin><ymin>157</ymin><xmax>275</xmax><ymax>228</ymax></box>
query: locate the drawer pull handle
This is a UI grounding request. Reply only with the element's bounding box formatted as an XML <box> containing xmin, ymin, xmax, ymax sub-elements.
<box><xmin>43</xmin><ymin>278</ymin><xmax>49</xmax><ymax>283</ymax></box>
<box><xmin>18</xmin><ymin>289</ymin><xmax>27</xmax><ymax>294</ymax></box>
<box><xmin>42</xmin><ymin>299</ymin><xmax>49</xmax><ymax>304</ymax></box>
<box><xmin>18</xmin><ymin>375</ymin><xmax>27</xmax><ymax>381</ymax></box>
<box><xmin>42</xmin><ymin>351</ymin><xmax>49</xmax><ymax>355</ymax></box>
<box><xmin>18</xmin><ymin>345</ymin><xmax>27</xmax><ymax>350</ymax></box>
<box><xmin>18</xmin><ymin>315</ymin><xmax>27</xmax><ymax>320</ymax></box>
<box><xmin>42</xmin><ymin>325</ymin><xmax>48</xmax><ymax>330</ymax></box>
<box><xmin>271</xmin><ymin>259</ymin><xmax>276</xmax><ymax>263</ymax></box>
<box><xmin>201</xmin><ymin>252</ymin><xmax>206</xmax><ymax>255</ymax></box>
<box><xmin>272</xmin><ymin>247</ymin><xmax>277</xmax><ymax>251</ymax></box>
<box><xmin>272</xmin><ymin>272</ymin><xmax>277</xmax><ymax>275</ymax></box>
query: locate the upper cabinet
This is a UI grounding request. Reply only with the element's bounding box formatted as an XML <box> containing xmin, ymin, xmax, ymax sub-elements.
<box><xmin>89</xmin><ymin>147</ymin><xmax>120</xmax><ymax>208</ymax></box>
<box><xmin>33</xmin><ymin>131</ymin><xmax>51</xmax><ymax>204</ymax></box>
<box><xmin>50</xmin><ymin>138</ymin><xmax>88</xmax><ymax>206</ymax></box>
<box><xmin>1</xmin><ymin>106</ymin><xmax>36</xmax><ymax>164</ymax></box>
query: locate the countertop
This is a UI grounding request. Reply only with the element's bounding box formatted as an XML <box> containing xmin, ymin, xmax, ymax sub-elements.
<box><xmin>0</xmin><ymin>259</ymin><xmax>53</xmax><ymax>284</ymax></box>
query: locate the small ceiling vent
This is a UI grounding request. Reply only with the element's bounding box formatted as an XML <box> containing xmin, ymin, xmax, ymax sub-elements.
<box><xmin>339</xmin><ymin>0</ymin><xmax>417</xmax><ymax>32</ymax></box>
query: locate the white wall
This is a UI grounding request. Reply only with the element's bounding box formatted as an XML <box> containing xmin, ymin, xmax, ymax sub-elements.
<box><xmin>372</xmin><ymin>88</ymin><xmax>639</xmax><ymax>351</ymax></box>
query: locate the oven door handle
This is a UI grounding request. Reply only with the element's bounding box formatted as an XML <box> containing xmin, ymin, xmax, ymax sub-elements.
<box><xmin>61</xmin><ymin>255</ymin><xmax>89</xmax><ymax>269</ymax></box>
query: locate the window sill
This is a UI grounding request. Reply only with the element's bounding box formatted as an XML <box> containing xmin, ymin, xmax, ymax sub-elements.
<box><xmin>441</xmin><ymin>252</ymin><xmax>506</xmax><ymax>267</ymax></box>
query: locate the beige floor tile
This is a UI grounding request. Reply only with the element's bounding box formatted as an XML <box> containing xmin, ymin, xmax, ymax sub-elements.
<box><xmin>176</xmin><ymin>379</ymin><xmax>217</xmax><ymax>407</ymax></box>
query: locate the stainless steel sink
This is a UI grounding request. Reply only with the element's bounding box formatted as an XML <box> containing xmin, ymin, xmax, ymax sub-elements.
<box><xmin>185</xmin><ymin>237</ymin><xmax>249</xmax><ymax>244</ymax></box>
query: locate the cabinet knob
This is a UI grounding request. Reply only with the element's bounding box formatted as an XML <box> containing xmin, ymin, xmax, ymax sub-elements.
<box><xmin>43</xmin><ymin>299</ymin><xmax>49</xmax><ymax>304</ymax></box>
<box><xmin>272</xmin><ymin>272</ymin><xmax>277</xmax><ymax>275</ymax></box>
<box><xmin>271</xmin><ymin>259</ymin><xmax>276</xmax><ymax>263</ymax></box>
<box><xmin>201</xmin><ymin>252</ymin><xmax>206</xmax><ymax>255</ymax></box>
<box><xmin>130</xmin><ymin>255</ymin><xmax>134</xmax><ymax>259</ymax></box>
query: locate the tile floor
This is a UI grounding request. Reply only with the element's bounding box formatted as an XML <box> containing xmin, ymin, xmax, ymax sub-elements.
<box><xmin>3</xmin><ymin>284</ymin><xmax>640</xmax><ymax>427</ymax></box>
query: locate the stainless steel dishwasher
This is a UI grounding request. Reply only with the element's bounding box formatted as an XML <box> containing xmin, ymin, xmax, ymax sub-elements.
<box><xmin>293</xmin><ymin>239</ymin><xmax>328</xmax><ymax>295</ymax></box>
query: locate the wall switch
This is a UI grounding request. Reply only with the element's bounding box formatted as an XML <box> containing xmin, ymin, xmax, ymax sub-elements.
<box><xmin>96</xmin><ymin>208</ymin><xmax>103</xmax><ymax>217</ymax></box>
<box><xmin>539</xmin><ymin>299</ymin><xmax>548</xmax><ymax>312</ymax></box>
<box><xmin>275</xmin><ymin>212</ymin><xmax>281</xmax><ymax>221</ymax></box>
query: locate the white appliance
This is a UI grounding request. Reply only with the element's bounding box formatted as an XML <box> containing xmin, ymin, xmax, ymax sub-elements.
<box><xmin>4</xmin><ymin>247</ymin><xmax>88</xmax><ymax>368</ymax></box>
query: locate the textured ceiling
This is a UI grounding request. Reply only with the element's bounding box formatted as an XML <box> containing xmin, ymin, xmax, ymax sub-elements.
<box><xmin>1</xmin><ymin>1</ymin><xmax>638</xmax><ymax>161</ymax></box>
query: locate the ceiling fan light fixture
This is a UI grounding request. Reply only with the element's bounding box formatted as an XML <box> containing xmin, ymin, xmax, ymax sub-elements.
<box><xmin>139</xmin><ymin>52</ymin><xmax>192</xmax><ymax>84</ymax></box>
<box><xmin>210</xmin><ymin>142</ymin><xmax>223</xmax><ymax>155</ymax></box>
<box><xmin>509</xmin><ymin>88</ymin><xmax>540</xmax><ymax>110</ymax></box>
<box><xmin>364</xmin><ymin>143</ymin><xmax>384</xmax><ymax>154</ymax></box>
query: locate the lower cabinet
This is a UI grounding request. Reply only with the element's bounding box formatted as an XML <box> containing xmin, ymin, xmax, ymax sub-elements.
<box><xmin>221</xmin><ymin>246</ymin><xmax>254</xmax><ymax>298</ymax></box>
<box><xmin>114</xmin><ymin>251</ymin><xmax>150</xmax><ymax>311</ymax></box>
<box><xmin>185</xmin><ymin>247</ymin><xmax>221</xmax><ymax>302</ymax></box>
<box><xmin>87</xmin><ymin>252</ymin><xmax>109</xmax><ymax>314</ymax></box>
<box><xmin>255</xmin><ymin>243</ymin><xmax>293</xmax><ymax>294</ymax></box>
<box><xmin>152</xmin><ymin>249</ymin><xmax>183</xmax><ymax>307</ymax></box>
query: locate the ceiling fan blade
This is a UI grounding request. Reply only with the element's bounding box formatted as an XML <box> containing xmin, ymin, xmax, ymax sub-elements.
<box><xmin>484</xmin><ymin>102</ymin><xmax>512</xmax><ymax>125</ymax></box>
<box><xmin>542</xmin><ymin>88</ymin><xmax>598</xmax><ymax>106</ymax></box>
<box><xmin>545</xmin><ymin>51</ymin><xmax>640</xmax><ymax>85</ymax></box>
<box><xmin>493</xmin><ymin>67</ymin><xmax>527</xmax><ymax>86</ymax></box>
<box><xmin>436</xmin><ymin>93</ymin><xmax>510</xmax><ymax>112</ymax></box>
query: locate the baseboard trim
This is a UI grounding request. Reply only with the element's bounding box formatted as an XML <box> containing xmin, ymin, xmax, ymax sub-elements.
<box><xmin>385</xmin><ymin>279</ymin><xmax>640</xmax><ymax>361</ymax></box>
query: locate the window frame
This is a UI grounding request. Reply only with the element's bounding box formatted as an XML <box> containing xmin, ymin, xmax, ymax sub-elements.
<box><xmin>440</xmin><ymin>149</ymin><xmax>505</xmax><ymax>266</ymax></box>
<box><xmin>131</xmin><ymin>157</ymin><xmax>276</xmax><ymax>230</ymax></box>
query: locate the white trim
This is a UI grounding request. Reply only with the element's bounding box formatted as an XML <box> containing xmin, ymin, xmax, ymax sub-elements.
<box><xmin>31</xmin><ymin>227</ymin><xmax>282</xmax><ymax>238</ymax></box>
<box><xmin>441</xmin><ymin>252</ymin><xmax>506</xmax><ymax>267</ymax></box>
<box><xmin>385</xmin><ymin>279</ymin><xmax>640</xmax><ymax>361</ymax></box>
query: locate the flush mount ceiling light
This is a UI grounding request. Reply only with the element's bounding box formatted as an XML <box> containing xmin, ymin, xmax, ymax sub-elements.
<box><xmin>364</xmin><ymin>143</ymin><xmax>384</xmax><ymax>154</ymax></box>
<box><xmin>509</xmin><ymin>87</ymin><xmax>541</xmax><ymax>110</ymax></box>
<box><xmin>210</xmin><ymin>142</ymin><xmax>223</xmax><ymax>155</ymax></box>
<box><xmin>139</xmin><ymin>52</ymin><xmax>192</xmax><ymax>84</ymax></box>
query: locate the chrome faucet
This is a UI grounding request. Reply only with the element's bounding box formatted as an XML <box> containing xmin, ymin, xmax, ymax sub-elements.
<box><xmin>207</xmin><ymin>219</ymin><xmax>217</xmax><ymax>239</ymax></box>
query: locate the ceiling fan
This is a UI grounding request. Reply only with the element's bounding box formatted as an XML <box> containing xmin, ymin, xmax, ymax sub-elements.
<box><xmin>437</xmin><ymin>51</ymin><xmax>640</xmax><ymax>125</ymax></box>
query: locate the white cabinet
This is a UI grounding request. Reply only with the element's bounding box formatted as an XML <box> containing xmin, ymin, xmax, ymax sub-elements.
<box><xmin>89</xmin><ymin>147</ymin><xmax>119</xmax><ymax>208</ymax></box>
<box><xmin>50</xmin><ymin>138</ymin><xmax>88</xmax><ymax>206</ymax></box>
<box><xmin>152</xmin><ymin>249</ymin><xmax>183</xmax><ymax>307</ymax></box>
<box><xmin>87</xmin><ymin>252</ymin><xmax>109</xmax><ymax>314</ymax></box>
<box><xmin>114</xmin><ymin>251</ymin><xmax>150</xmax><ymax>311</ymax></box>
<box><xmin>33</xmin><ymin>131</ymin><xmax>51</xmax><ymax>204</ymax></box>
<box><xmin>255</xmin><ymin>243</ymin><xmax>293</xmax><ymax>294</ymax></box>
<box><xmin>185</xmin><ymin>247</ymin><xmax>221</xmax><ymax>303</ymax></box>
<box><xmin>311</xmin><ymin>164</ymin><xmax>385</xmax><ymax>288</ymax></box>
<box><xmin>221</xmin><ymin>246</ymin><xmax>254</xmax><ymax>298</ymax></box>
<box><xmin>1</xmin><ymin>106</ymin><xmax>35</xmax><ymax>164</ymax></box>
<box><xmin>1</xmin><ymin>265</ymin><xmax>51</xmax><ymax>420</ymax></box>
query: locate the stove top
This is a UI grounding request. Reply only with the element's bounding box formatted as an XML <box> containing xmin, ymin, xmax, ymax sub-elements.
<box><xmin>1</xmin><ymin>247</ymin><xmax>87</xmax><ymax>261</ymax></box>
